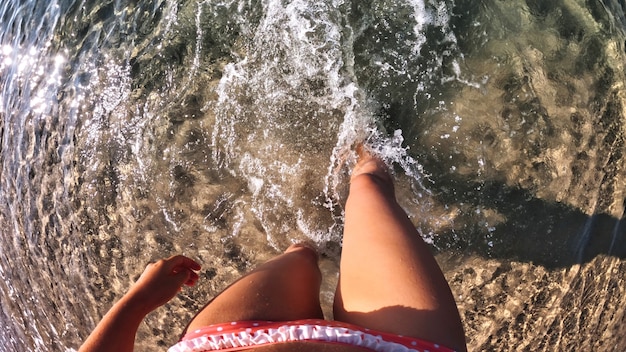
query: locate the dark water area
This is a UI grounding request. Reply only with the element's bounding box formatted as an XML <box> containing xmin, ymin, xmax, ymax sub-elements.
<box><xmin>2</xmin><ymin>0</ymin><xmax>626</xmax><ymax>350</ymax></box>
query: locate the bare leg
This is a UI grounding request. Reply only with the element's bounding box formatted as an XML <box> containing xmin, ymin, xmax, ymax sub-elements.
<box><xmin>185</xmin><ymin>244</ymin><xmax>324</xmax><ymax>333</ymax></box>
<box><xmin>333</xmin><ymin>149</ymin><xmax>467</xmax><ymax>351</ymax></box>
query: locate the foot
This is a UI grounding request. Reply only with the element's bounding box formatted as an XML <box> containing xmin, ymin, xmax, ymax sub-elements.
<box><xmin>351</xmin><ymin>144</ymin><xmax>393</xmax><ymax>185</ymax></box>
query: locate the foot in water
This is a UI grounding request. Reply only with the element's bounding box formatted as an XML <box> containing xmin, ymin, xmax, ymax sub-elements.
<box><xmin>351</xmin><ymin>144</ymin><xmax>394</xmax><ymax>189</ymax></box>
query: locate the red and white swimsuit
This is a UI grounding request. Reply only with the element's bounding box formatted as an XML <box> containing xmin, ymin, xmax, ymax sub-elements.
<box><xmin>169</xmin><ymin>319</ymin><xmax>455</xmax><ymax>352</ymax></box>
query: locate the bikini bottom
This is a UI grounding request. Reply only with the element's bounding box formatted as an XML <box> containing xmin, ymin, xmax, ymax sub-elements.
<box><xmin>169</xmin><ymin>319</ymin><xmax>455</xmax><ymax>352</ymax></box>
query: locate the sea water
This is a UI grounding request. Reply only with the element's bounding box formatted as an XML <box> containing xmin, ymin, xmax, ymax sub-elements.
<box><xmin>2</xmin><ymin>0</ymin><xmax>626</xmax><ymax>350</ymax></box>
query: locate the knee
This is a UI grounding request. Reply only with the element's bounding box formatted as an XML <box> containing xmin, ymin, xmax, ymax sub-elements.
<box><xmin>285</xmin><ymin>243</ymin><xmax>319</xmax><ymax>263</ymax></box>
<box><xmin>281</xmin><ymin>245</ymin><xmax>322</xmax><ymax>281</ymax></box>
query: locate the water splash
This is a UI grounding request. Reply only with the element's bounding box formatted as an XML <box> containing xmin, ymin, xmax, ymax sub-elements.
<box><xmin>209</xmin><ymin>0</ymin><xmax>365</xmax><ymax>246</ymax></box>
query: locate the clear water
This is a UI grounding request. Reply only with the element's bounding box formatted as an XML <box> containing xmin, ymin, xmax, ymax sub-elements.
<box><xmin>2</xmin><ymin>0</ymin><xmax>626</xmax><ymax>350</ymax></box>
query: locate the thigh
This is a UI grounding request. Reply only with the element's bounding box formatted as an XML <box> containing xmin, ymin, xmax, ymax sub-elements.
<box><xmin>184</xmin><ymin>244</ymin><xmax>324</xmax><ymax>333</ymax></box>
<box><xmin>333</xmin><ymin>158</ymin><xmax>466</xmax><ymax>352</ymax></box>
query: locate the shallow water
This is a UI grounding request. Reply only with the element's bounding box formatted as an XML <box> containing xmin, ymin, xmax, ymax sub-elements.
<box><xmin>2</xmin><ymin>0</ymin><xmax>626</xmax><ymax>350</ymax></box>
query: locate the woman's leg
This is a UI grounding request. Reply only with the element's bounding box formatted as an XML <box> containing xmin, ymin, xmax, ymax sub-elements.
<box><xmin>333</xmin><ymin>150</ymin><xmax>467</xmax><ymax>351</ymax></box>
<box><xmin>184</xmin><ymin>244</ymin><xmax>324</xmax><ymax>333</ymax></box>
